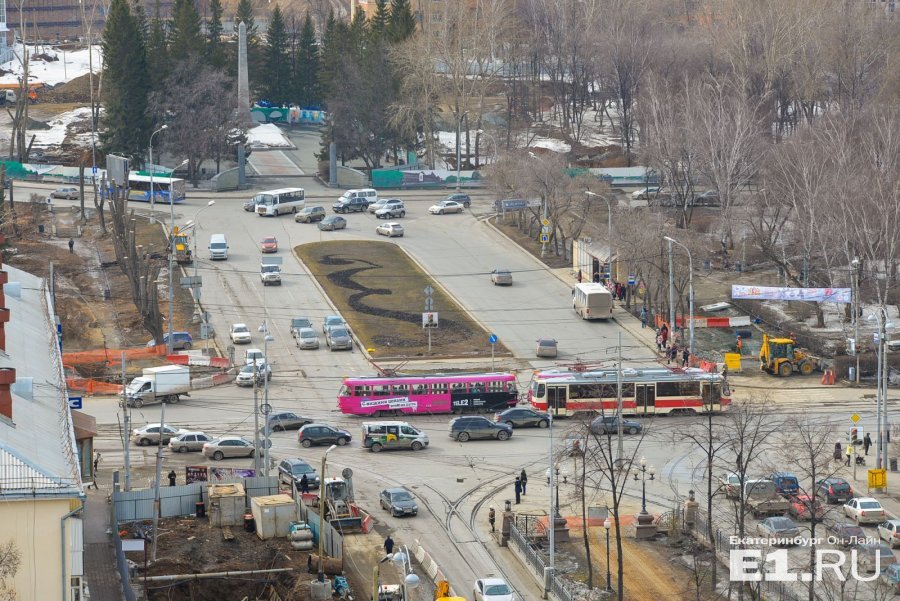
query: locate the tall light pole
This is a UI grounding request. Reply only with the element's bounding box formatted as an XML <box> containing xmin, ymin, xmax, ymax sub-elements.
<box><xmin>183</xmin><ymin>200</ymin><xmax>216</xmax><ymax>317</ymax></box>
<box><xmin>666</xmin><ymin>239</ymin><xmax>675</xmax><ymax>343</ymax></box>
<box><xmin>165</xmin><ymin>159</ymin><xmax>189</xmax><ymax>355</ymax></box>
<box><xmin>318</xmin><ymin>444</ymin><xmax>338</xmax><ymax>583</ymax></box>
<box><xmin>851</xmin><ymin>258</ymin><xmax>860</xmax><ymax>384</ymax></box>
<box><xmin>603</xmin><ymin>517</ymin><xmax>613</xmax><ymax>592</ymax></box>
<box><xmin>258</xmin><ymin>320</ymin><xmax>274</xmax><ymax>475</ymax></box>
<box><xmin>528</xmin><ymin>152</ymin><xmax>550</xmax><ymax>258</ymax></box>
<box><xmin>475</xmin><ymin>128</ymin><xmax>497</xmax><ymax>165</ymax></box>
<box><xmin>455</xmin><ymin>110</ymin><xmax>469</xmax><ymax>192</ymax></box>
<box><xmin>868</xmin><ymin>308</ymin><xmax>894</xmax><ymax>470</ymax></box>
<box><xmin>149</xmin><ymin>125</ymin><xmax>168</xmax><ymax>216</ymax></box>
<box><xmin>634</xmin><ymin>457</ymin><xmax>655</xmax><ymax>515</ymax></box>
<box><xmin>391</xmin><ymin>547</ymin><xmax>420</xmax><ymax>601</ymax></box>
<box><xmin>585</xmin><ymin>191</ymin><xmax>613</xmax><ymax>280</ymax></box>
<box><xmin>546</xmin><ymin>411</ymin><xmax>555</xmax><ymax>594</ymax></box>
<box><xmin>664</xmin><ymin>236</ymin><xmax>694</xmax><ymax>356</ymax></box>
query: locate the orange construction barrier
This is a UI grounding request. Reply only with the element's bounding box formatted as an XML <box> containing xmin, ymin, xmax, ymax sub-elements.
<box><xmin>821</xmin><ymin>369</ymin><xmax>835</xmax><ymax>385</ymax></box>
<box><xmin>63</xmin><ymin>345</ymin><xmax>167</xmax><ymax>366</ymax></box>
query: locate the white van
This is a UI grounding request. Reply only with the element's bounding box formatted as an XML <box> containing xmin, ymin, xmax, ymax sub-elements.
<box><xmin>573</xmin><ymin>283</ymin><xmax>613</xmax><ymax>320</ymax></box>
<box><xmin>208</xmin><ymin>234</ymin><xmax>228</xmax><ymax>260</ymax></box>
<box><xmin>337</xmin><ymin>188</ymin><xmax>378</xmax><ymax>205</ymax></box>
<box><xmin>254</xmin><ymin>188</ymin><xmax>306</xmax><ymax>216</ymax></box>
<box><xmin>361</xmin><ymin>421</ymin><xmax>429</xmax><ymax>452</ymax></box>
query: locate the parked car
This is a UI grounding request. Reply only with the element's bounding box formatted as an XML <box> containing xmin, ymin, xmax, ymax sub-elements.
<box><xmin>844</xmin><ymin>497</ymin><xmax>886</xmax><ymax>525</ymax></box>
<box><xmin>50</xmin><ymin>187</ymin><xmax>79</xmax><ymax>200</ymax></box>
<box><xmin>260</xmin><ymin>236</ymin><xmax>278</xmax><ymax>253</ymax></box>
<box><xmin>490</xmin><ymin>268</ymin><xmax>513</xmax><ymax>286</ymax></box>
<box><xmin>318</xmin><ymin>215</ymin><xmax>348</xmax><ymax>231</ymax></box>
<box><xmin>332</xmin><ymin>197</ymin><xmax>369</xmax><ymax>213</ymax></box>
<box><xmin>326</xmin><ymin>327</ymin><xmax>353</xmax><ymax>351</ymax></box>
<box><xmin>771</xmin><ymin>472</ymin><xmax>800</xmax><ymax>496</ymax></box>
<box><xmin>444</xmin><ymin>193</ymin><xmax>471</xmax><ymax>208</ymax></box>
<box><xmin>295</xmin><ymin>327</ymin><xmax>320</xmax><ymax>350</ymax></box>
<box><xmin>449</xmin><ymin>416</ymin><xmax>512</xmax><ymax>442</ymax></box>
<box><xmin>591</xmin><ymin>416</ymin><xmax>643</xmax><ymax>435</ymax></box>
<box><xmin>368</xmin><ymin>198</ymin><xmax>398</xmax><ymax>214</ymax></box>
<box><xmin>295</xmin><ymin>206</ymin><xmax>326</xmax><ymax>223</ymax></box>
<box><xmin>692</xmin><ymin>190</ymin><xmax>721</xmax><ymax>207</ymax></box>
<box><xmin>230</xmin><ymin>323</ymin><xmax>252</xmax><ymax>344</ymax></box>
<box><xmin>376</xmin><ymin>222</ymin><xmax>404</xmax><ymax>237</ymax></box>
<box><xmin>494</xmin><ymin>408</ymin><xmax>550</xmax><ymax>429</ymax></box>
<box><xmin>878</xmin><ymin>520</ymin><xmax>900</xmax><ymax>548</ymax></box>
<box><xmin>202</xmin><ymin>436</ymin><xmax>258</xmax><ymax>460</ymax></box>
<box><xmin>536</xmin><ymin>338</ymin><xmax>558</xmax><ymax>358</ymax></box>
<box><xmin>323</xmin><ymin>316</ymin><xmax>346</xmax><ymax>333</ymax></box>
<box><xmin>757</xmin><ymin>516</ymin><xmax>800</xmax><ymax>544</ymax></box>
<box><xmin>298</xmin><ymin>423</ymin><xmax>352</xmax><ymax>448</ymax></box>
<box><xmin>473</xmin><ymin>578</ymin><xmax>513</xmax><ymax>601</ymax></box>
<box><xmin>830</xmin><ymin>522</ymin><xmax>868</xmax><ymax>547</ymax></box>
<box><xmin>131</xmin><ymin>423</ymin><xmax>188</xmax><ymax>446</ymax></box>
<box><xmin>278</xmin><ymin>458</ymin><xmax>320</xmax><ymax>490</ymax></box>
<box><xmin>380</xmin><ymin>488</ymin><xmax>419</xmax><ymax>517</ymax></box>
<box><xmin>429</xmin><ymin>200</ymin><xmax>465</xmax><ymax>214</ymax></box>
<box><xmin>787</xmin><ymin>494</ymin><xmax>825</xmax><ymax>521</ymax></box>
<box><xmin>146</xmin><ymin>331</ymin><xmax>193</xmax><ymax>350</ymax></box>
<box><xmin>817</xmin><ymin>477</ymin><xmax>854</xmax><ymax>504</ymax></box>
<box><xmin>168</xmin><ymin>431</ymin><xmax>213</xmax><ymax>453</ymax></box>
<box><xmin>265</xmin><ymin>411</ymin><xmax>314</xmax><ymax>432</ymax></box>
<box><xmin>235</xmin><ymin>362</ymin><xmax>272</xmax><ymax>387</ymax></box>
<box><xmin>375</xmin><ymin>199</ymin><xmax>406</xmax><ymax>219</ymax></box>
<box><xmin>859</xmin><ymin>543</ymin><xmax>897</xmax><ymax>573</ymax></box>
<box><xmin>631</xmin><ymin>186</ymin><xmax>660</xmax><ymax>199</ymax></box>
<box><xmin>881</xmin><ymin>563</ymin><xmax>900</xmax><ymax>592</ymax></box>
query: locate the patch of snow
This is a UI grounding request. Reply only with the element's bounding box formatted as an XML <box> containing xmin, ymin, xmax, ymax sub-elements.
<box><xmin>0</xmin><ymin>44</ymin><xmax>102</xmax><ymax>86</ymax></box>
<box><xmin>247</xmin><ymin>124</ymin><xmax>294</xmax><ymax>148</ymax></box>
<box><xmin>28</xmin><ymin>107</ymin><xmax>93</xmax><ymax>147</ymax></box>
<box><xmin>530</xmin><ymin>137</ymin><xmax>571</xmax><ymax>153</ymax></box>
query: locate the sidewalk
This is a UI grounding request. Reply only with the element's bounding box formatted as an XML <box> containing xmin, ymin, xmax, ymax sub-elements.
<box><xmin>83</xmin><ymin>483</ymin><xmax>125</xmax><ymax>601</ymax></box>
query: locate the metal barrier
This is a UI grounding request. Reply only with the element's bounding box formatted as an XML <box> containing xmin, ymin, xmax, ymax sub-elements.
<box><xmin>508</xmin><ymin>520</ymin><xmax>577</xmax><ymax>601</ymax></box>
<box><xmin>110</xmin><ymin>473</ymin><xmax>137</xmax><ymax>601</ymax></box>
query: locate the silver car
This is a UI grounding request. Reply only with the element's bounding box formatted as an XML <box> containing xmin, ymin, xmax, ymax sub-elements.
<box><xmin>168</xmin><ymin>431</ymin><xmax>214</xmax><ymax>453</ymax></box>
<box><xmin>130</xmin><ymin>424</ymin><xmax>188</xmax><ymax>446</ymax></box>
<box><xmin>323</xmin><ymin>315</ymin><xmax>346</xmax><ymax>333</ymax></box>
<box><xmin>490</xmin><ymin>268</ymin><xmax>513</xmax><ymax>286</ymax></box>
<box><xmin>296</xmin><ymin>327</ymin><xmax>320</xmax><ymax>349</ymax></box>
<box><xmin>235</xmin><ymin>362</ymin><xmax>272</xmax><ymax>387</ymax></box>
<box><xmin>326</xmin><ymin>327</ymin><xmax>353</xmax><ymax>351</ymax></box>
<box><xmin>50</xmin><ymin>187</ymin><xmax>79</xmax><ymax>200</ymax></box>
<box><xmin>202</xmin><ymin>436</ymin><xmax>259</xmax><ymax>460</ymax></box>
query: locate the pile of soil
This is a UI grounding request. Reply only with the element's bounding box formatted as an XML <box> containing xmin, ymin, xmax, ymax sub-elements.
<box><xmin>42</xmin><ymin>74</ymin><xmax>101</xmax><ymax>104</ymax></box>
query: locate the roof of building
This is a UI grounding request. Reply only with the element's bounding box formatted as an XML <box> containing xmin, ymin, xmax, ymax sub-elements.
<box><xmin>0</xmin><ymin>266</ymin><xmax>83</xmax><ymax>498</ymax></box>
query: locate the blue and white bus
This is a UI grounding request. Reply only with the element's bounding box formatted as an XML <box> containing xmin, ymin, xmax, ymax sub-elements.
<box><xmin>127</xmin><ymin>174</ymin><xmax>186</xmax><ymax>204</ymax></box>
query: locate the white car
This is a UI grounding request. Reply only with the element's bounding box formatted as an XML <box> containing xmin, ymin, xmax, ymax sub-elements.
<box><xmin>631</xmin><ymin>186</ymin><xmax>660</xmax><ymax>199</ymax></box>
<box><xmin>230</xmin><ymin>323</ymin><xmax>251</xmax><ymax>344</ymax></box>
<box><xmin>473</xmin><ymin>578</ymin><xmax>514</xmax><ymax>601</ymax></box>
<box><xmin>245</xmin><ymin>348</ymin><xmax>265</xmax><ymax>365</ymax></box>
<box><xmin>235</xmin><ymin>362</ymin><xmax>272</xmax><ymax>387</ymax></box>
<box><xmin>429</xmin><ymin>200</ymin><xmax>464</xmax><ymax>215</ymax></box>
<box><xmin>376</xmin><ymin>222</ymin><xmax>404</xmax><ymax>237</ymax></box>
<box><xmin>844</xmin><ymin>497</ymin><xmax>886</xmax><ymax>525</ymax></box>
<box><xmin>878</xmin><ymin>520</ymin><xmax>900</xmax><ymax>548</ymax></box>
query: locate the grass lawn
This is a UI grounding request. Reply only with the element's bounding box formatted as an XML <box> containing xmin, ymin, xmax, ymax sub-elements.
<box><xmin>294</xmin><ymin>240</ymin><xmax>511</xmax><ymax>359</ymax></box>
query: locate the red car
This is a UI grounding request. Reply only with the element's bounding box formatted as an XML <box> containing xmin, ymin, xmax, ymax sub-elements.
<box><xmin>261</xmin><ymin>236</ymin><xmax>278</xmax><ymax>253</ymax></box>
<box><xmin>787</xmin><ymin>494</ymin><xmax>825</xmax><ymax>521</ymax></box>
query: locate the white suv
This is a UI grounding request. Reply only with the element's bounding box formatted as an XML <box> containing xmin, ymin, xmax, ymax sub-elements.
<box><xmin>375</xmin><ymin>200</ymin><xmax>406</xmax><ymax>219</ymax></box>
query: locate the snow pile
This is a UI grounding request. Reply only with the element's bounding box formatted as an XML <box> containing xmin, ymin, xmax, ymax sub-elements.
<box><xmin>28</xmin><ymin>107</ymin><xmax>93</xmax><ymax>147</ymax></box>
<box><xmin>247</xmin><ymin>123</ymin><xmax>294</xmax><ymax>149</ymax></box>
<box><xmin>0</xmin><ymin>44</ymin><xmax>102</xmax><ymax>87</ymax></box>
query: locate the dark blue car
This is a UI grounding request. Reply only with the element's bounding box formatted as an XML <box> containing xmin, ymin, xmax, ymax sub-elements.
<box><xmin>771</xmin><ymin>472</ymin><xmax>800</xmax><ymax>496</ymax></box>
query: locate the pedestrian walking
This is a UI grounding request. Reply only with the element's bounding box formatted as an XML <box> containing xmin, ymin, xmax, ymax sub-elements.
<box><xmin>381</xmin><ymin>535</ymin><xmax>395</xmax><ymax>562</ymax></box>
<box><xmin>656</xmin><ymin>334</ymin><xmax>664</xmax><ymax>352</ymax></box>
<box><xmin>299</xmin><ymin>474</ymin><xmax>310</xmax><ymax>494</ymax></box>
<box><xmin>167</xmin><ymin>470</ymin><xmax>177</xmax><ymax>487</ymax></box>
<box><xmin>682</xmin><ymin>348</ymin><xmax>691</xmax><ymax>368</ymax></box>
<box><xmin>68</xmin><ymin>238</ymin><xmax>74</xmax><ymax>254</ymax></box>
<box><xmin>90</xmin><ymin>452</ymin><xmax>101</xmax><ymax>490</ymax></box>
<box><xmin>488</xmin><ymin>506</ymin><xmax>496</xmax><ymax>533</ymax></box>
<box><xmin>593</xmin><ymin>272</ymin><xmax>601</xmax><ymax>283</ymax></box>
<box><xmin>845</xmin><ymin>443</ymin><xmax>854</xmax><ymax>467</ymax></box>
<box><xmin>736</xmin><ymin>335</ymin><xmax>743</xmax><ymax>355</ymax></box>
<box><xmin>660</xmin><ymin>324</ymin><xmax>669</xmax><ymax>347</ymax></box>
<box><xmin>520</xmin><ymin>469</ymin><xmax>528</xmax><ymax>496</ymax></box>
<box><xmin>640</xmin><ymin>307</ymin><xmax>647</xmax><ymax>328</ymax></box>
<box><xmin>514</xmin><ymin>477</ymin><xmax>522</xmax><ymax>504</ymax></box>
<box><xmin>833</xmin><ymin>442</ymin><xmax>842</xmax><ymax>463</ymax></box>
<box><xmin>576</xmin><ymin>270</ymin><xmax>583</xmax><ymax>283</ymax></box>
<box><xmin>864</xmin><ymin>433</ymin><xmax>872</xmax><ymax>456</ymax></box>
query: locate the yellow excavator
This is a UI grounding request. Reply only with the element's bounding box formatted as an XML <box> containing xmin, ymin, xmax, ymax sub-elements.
<box><xmin>759</xmin><ymin>333</ymin><xmax>821</xmax><ymax>376</ymax></box>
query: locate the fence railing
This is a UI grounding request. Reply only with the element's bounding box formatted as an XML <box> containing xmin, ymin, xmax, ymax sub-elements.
<box><xmin>507</xmin><ymin>519</ymin><xmax>581</xmax><ymax>601</ymax></box>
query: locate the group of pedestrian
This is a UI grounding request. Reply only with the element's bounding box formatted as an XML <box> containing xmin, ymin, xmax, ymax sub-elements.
<box><xmin>514</xmin><ymin>469</ymin><xmax>528</xmax><ymax>504</ymax></box>
<box><xmin>612</xmin><ymin>282</ymin><xmax>626</xmax><ymax>301</ymax></box>
<box><xmin>834</xmin><ymin>433</ymin><xmax>873</xmax><ymax>467</ymax></box>
<box><xmin>664</xmin><ymin>345</ymin><xmax>691</xmax><ymax>368</ymax></box>
<box><xmin>655</xmin><ymin>324</ymin><xmax>669</xmax><ymax>352</ymax></box>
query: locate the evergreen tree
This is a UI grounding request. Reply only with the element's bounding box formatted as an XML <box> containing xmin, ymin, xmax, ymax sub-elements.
<box><xmin>205</xmin><ymin>0</ymin><xmax>225</xmax><ymax>68</ymax></box>
<box><xmin>262</xmin><ymin>5</ymin><xmax>290</xmax><ymax>104</ymax></box>
<box><xmin>292</xmin><ymin>11</ymin><xmax>320</xmax><ymax>107</ymax></box>
<box><xmin>146</xmin><ymin>17</ymin><xmax>169</xmax><ymax>90</ymax></box>
<box><xmin>318</xmin><ymin>14</ymin><xmax>349</xmax><ymax>102</ymax></box>
<box><xmin>235</xmin><ymin>0</ymin><xmax>257</xmax><ymax>41</ymax></box>
<box><xmin>131</xmin><ymin>0</ymin><xmax>149</xmax><ymax>39</ymax></box>
<box><xmin>349</xmin><ymin>6</ymin><xmax>368</xmax><ymax>58</ymax></box>
<box><xmin>101</xmin><ymin>0</ymin><xmax>152</xmax><ymax>161</ymax></box>
<box><xmin>387</xmin><ymin>0</ymin><xmax>416</xmax><ymax>43</ymax></box>
<box><xmin>169</xmin><ymin>0</ymin><xmax>204</xmax><ymax>62</ymax></box>
<box><xmin>371</xmin><ymin>0</ymin><xmax>390</xmax><ymax>40</ymax></box>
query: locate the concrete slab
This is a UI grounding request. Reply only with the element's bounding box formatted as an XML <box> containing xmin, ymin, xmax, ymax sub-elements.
<box><xmin>247</xmin><ymin>150</ymin><xmax>304</xmax><ymax>177</ymax></box>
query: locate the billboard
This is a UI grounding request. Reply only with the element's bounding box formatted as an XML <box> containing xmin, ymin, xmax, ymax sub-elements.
<box><xmin>731</xmin><ymin>285</ymin><xmax>851</xmax><ymax>304</ymax></box>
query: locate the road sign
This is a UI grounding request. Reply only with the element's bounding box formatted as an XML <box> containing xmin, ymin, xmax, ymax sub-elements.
<box><xmin>495</xmin><ymin>199</ymin><xmax>528</xmax><ymax>210</ymax></box>
<box><xmin>527</xmin><ymin>200</ymin><xmax>543</xmax><ymax>208</ymax></box>
<box><xmin>425</xmin><ymin>297</ymin><xmax>433</xmax><ymax>311</ymax></box>
<box><xmin>424</xmin><ymin>285</ymin><xmax>434</xmax><ymax>296</ymax></box>
<box><xmin>68</xmin><ymin>396</ymin><xmax>83</xmax><ymax>410</ymax></box>
<box><xmin>541</xmin><ymin>225</ymin><xmax>551</xmax><ymax>234</ymax></box>
<box><xmin>851</xmin><ymin>413</ymin><xmax>860</xmax><ymax>423</ymax></box>
<box><xmin>422</xmin><ymin>312</ymin><xmax>439</xmax><ymax>328</ymax></box>
<box><xmin>869</xmin><ymin>468</ymin><xmax>887</xmax><ymax>489</ymax></box>
<box><xmin>488</xmin><ymin>333</ymin><xmax>498</xmax><ymax>344</ymax></box>
<box><xmin>92</xmin><ymin>166</ymin><xmax>98</xmax><ymax>175</ymax></box>
<box><xmin>540</xmin><ymin>234</ymin><xmax>550</xmax><ymax>243</ymax></box>
<box><xmin>542</xmin><ymin>218</ymin><xmax>550</xmax><ymax>227</ymax></box>
<box><xmin>260</xmin><ymin>403</ymin><xmax>272</xmax><ymax>415</ymax></box>
<box><xmin>628</xmin><ymin>275</ymin><xmax>636</xmax><ymax>285</ymax></box>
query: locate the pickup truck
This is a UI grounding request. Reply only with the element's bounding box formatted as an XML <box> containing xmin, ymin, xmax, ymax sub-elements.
<box><xmin>745</xmin><ymin>479</ymin><xmax>790</xmax><ymax>518</ymax></box>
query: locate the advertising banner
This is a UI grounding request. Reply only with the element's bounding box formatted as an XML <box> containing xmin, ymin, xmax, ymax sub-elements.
<box><xmin>731</xmin><ymin>285</ymin><xmax>851</xmax><ymax>303</ymax></box>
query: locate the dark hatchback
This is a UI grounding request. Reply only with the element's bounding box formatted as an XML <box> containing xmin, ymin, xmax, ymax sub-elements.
<box><xmin>449</xmin><ymin>416</ymin><xmax>512</xmax><ymax>442</ymax></box>
<box><xmin>830</xmin><ymin>522</ymin><xmax>867</xmax><ymax>547</ymax></box>
<box><xmin>495</xmin><ymin>408</ymin><xmax>550</xmax><ymax>429</ymax></box>
<box><xmin>297</xmin><ymin>423</ymin><xmax>352</xmax><ymax>448</ymax></box>
<box><xmin>817</xmin><ymin>477</ymin><xmax>853</xmax><ymax>504</ymax></box>
<box><xmin>277</xmin><ymin>458</ymin><xmax>320</xmax><ymax>490</ymax></box>
<box><xmin>590</xmin><ymin>416</ymin><xmax>643</xmax><ymax>435</ymax></box>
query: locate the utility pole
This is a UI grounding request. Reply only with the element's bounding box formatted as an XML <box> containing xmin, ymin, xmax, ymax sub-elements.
<box><xmin>253</xmin><ymin>360</ymin><xmax>260</xmax><ymax>473</ymax></box>
<box><xmin>547</xmin><ymin>410</ymin><xmax>555</xmax><ymax>595</ymax></box>
<box><xmin>121</xmin><ymin>351</ymin><xmax>130</xmax><ymax>491</ymax></box>
<box><xmin>151</xmin><ymin>401</ymin><xmax>166</xmax><ymax>561</ymax></box>
<box><xmin>851</xmin><ymin>259</ymin><xmax>860</xmax><ymax>384</ymax></box>
<box><xmin>667</xmin><ymin>239</ymin><xmax>675</xmax><ymax>335</ymax></box>
<box><xmin>616</xmin><ymin>332</ymin><xmax>623</xmax><ymax>467</ymax></box>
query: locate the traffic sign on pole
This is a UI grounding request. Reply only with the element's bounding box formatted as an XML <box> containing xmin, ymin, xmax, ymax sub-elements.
<box><xmin>488</xmin><ymin>333</ymin><xmax>498</xmax><ymax>344</ymax></box>
<box><xmin>68</xmin><ymin>396</ymin><xmax>83</xmax><ymax>410</ymax></box>
<box><xmin>540</xmin><ymin>234</ymin><xmax>550</xmax><ymax>243</ymax></box>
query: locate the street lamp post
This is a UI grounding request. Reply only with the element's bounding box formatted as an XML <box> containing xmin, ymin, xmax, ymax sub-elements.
<box><xmin>634</xmin><ymin>456</ymin><xmax>656</xmax><ymax>515</ymax></box>
<box><xmin>391</xmin><ymin>547</ymin><xmax>420</xmax><ymax>601</ymax></box>
<box><xmin>664</xmin><ymin>236</ymin><xmax>694</xmax><ymax>356</ymax></box>
<box><xmin>585</xmin><ymin>191</ymin><xmax>613</xmax><ymax>280</ymax></box>
<box><xmin>148</xmin><ymin>125</ymin><xmax>168</xmax><ymax>218</ymax></box>
<box><xmin>317</xmin><ymin>444</ymin><xmax>338</xmax><ymax>583</ymax></box>
<box><xmin>258</xmin><ymin>320</ymin><xmax>274</xmax><ymax>475</ymax></box>
<box><xmin>546</xmin><ymin>411</ymin><xmax>555</xmax><ymax>593</ymax></box>
<box><xmin>455</xmin><ymin>111</ymin><xmax>469</xmax><ymax>192</ymax></box>
<box><xmin>603</xmin><ymin>517</ymin><xmax>613</xmax><ymax>592</ymax></box>
<box><xmin>165</xmin><ymin>158</ymin><xmax>189</xmax><ymax>356</ymax></box>
<box><xmin>183</xmin><ymin>201</ymin><xmax>216</xmax><ymax>345</ymax></box>
<box><xmin>851</xmin><ymin>259</ymin><xmax>860</xmax><ymax>384</ymax></box>
<box><xmin>868</xmin><ymin>308</ymin><xmax>894</xmax><ymax>470</ymax></box>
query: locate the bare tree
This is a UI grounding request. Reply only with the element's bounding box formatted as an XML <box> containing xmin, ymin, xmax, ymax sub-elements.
<box><xmin>0</xmin><ymin>538</ymin><xmax>21</xmax><ymax>601</ymax></box>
